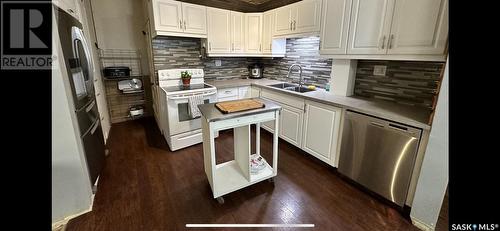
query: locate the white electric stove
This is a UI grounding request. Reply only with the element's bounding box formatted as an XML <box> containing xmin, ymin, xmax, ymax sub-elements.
<box><xmin>157</xmin><ymin>69</ymin><xmax>217</xmax><ymax>151</ymax></box>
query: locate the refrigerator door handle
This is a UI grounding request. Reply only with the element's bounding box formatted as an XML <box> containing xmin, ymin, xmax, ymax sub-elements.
<box><xmin>90</xmin><ymin>119</ymin><xmax>100</xmax><ymax>135</ymax></box>
<box><xmin>72</xmin><ymin>27</ymin><xmax>94</xmax><ymax>82</ymax></box>
<box><xmin>85</xmin><ymin>100</ymin><xmax>96</xmax><ymax>113</ymax></box>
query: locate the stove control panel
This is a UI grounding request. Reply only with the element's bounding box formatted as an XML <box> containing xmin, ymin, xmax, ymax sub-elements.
<box><xmin>158</xmin><ymin>69</ymin><xmax>204</xmax><ymax>80</ymax></box>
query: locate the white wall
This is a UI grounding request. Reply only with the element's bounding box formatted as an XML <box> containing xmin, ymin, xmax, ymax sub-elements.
<box><xmin>52</xmin><ymin>14</ymin><xmax>93</xmax><ymax>223</ymax></box>
<box><xmin>410</xmin><ymin>58</ymin><xmax>449</xmax><ymax>230</ymax></box>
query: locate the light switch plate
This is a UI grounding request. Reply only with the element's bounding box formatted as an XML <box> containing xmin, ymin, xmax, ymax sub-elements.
<box><xmin>215</xmin><ymin>60</ymin><xmax>221</xmax><ymax>67</ymax></box>
<box><xmin>373</xmin><ymin>65</ymin><xmax>387</xmax><ymax>76</ymax></box>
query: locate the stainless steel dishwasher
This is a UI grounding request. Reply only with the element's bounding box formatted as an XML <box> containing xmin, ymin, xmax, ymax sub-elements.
<box><xmin>338</xmin><ymin>111</ymin><xmax>422</xmax><ymax>206</ymax></box>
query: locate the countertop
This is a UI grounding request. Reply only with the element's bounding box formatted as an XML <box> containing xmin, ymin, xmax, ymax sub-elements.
<box><xmin>205</xmin><ymin>78</ymin><xmax>432</xmax><ymax>130</ymax></box>
<box><xmin>198</xmin><ymin>98</ymin><xmax>281</xmax><ymax>122</ymax></box>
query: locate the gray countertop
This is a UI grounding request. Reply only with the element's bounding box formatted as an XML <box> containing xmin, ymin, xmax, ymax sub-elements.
<box><xmin>198</xmin><ymin>98</ymin><xmax>281</xmax><ymax>122</ymax></box>
<box><xmin>206</xmin><ymin>78</ymin><xmax>432</xmax><ymax>130</ymax></box>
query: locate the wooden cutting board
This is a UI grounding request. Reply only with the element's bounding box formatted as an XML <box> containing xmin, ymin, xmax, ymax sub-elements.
<box><xmin>215</xmin><ymin>99</ymin><xmax>265</xmax><ymax>114</ymax></box>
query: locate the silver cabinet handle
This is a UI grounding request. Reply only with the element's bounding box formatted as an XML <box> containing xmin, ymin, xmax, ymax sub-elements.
<box><xmin>290</xmin><ymin>21</ymin><xmax>293</xmax><ymax>30</ymax></box>
<box><xmin>179</xmin><ymin>20</ymin><xmax>182</xmax><ymax>29</ymax></box>
<box><xmin>224</xmin><ymin>90</ymin><xmax>231</xmax><ymax>94</ymax></box>
<box><xmin>209</xmin><ymin>42</ymin><xmax>211</xmax><ymax>51</ymax></box>
<box><xmin>293</xmin><ymin>20</ymin><xmax>296</xmax><ymax>30</ymax></box>
<box><xmin>388</xmin><ymin>34</ymin><xmax>394</xmax><ymax>49</ymax></box>
<box><xmin>380</xmin><ymin>35</ymin><xmax>386</xmax><ymax>49</ymax></box>
<box><xmin>184</xmin><ymin>20</ymin><xmax>186</xmax><ymax>30</ymax></box>
<box><xmin>259</xmin><ymin>44</ymin><xmax>261</xmax><ymax>51</ymax></box>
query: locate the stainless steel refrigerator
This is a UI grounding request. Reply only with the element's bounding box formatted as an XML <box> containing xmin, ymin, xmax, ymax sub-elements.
<box><xmin>55</xmin><ymin>6</ymin><xmax>105</xmax><ymax>187</ymax></box>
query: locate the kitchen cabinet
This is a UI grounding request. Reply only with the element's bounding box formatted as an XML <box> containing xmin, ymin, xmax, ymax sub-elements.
<box><xmin>54</xmin><ymin>0</ymin><xmax>82</xmax><ymax>22</ymax></box>
<box><xmin>245</xmin><ymin>13</ymin><xmax>263</xmax><ymax>54</ymax></box>
<box><xmin>151</xmin><ymin>0</ymin><xmax>207</xmax><ymax>38</ymax></box>
<box><xmin>387</xmin><ymin>0</ymin><xmax>448</xmax><ymax>55</ymax></box>
<box><xmin>273</xmin><ymin>0</ymin><xmax>322</xmax><ymax>37</ymax></box>
<box><xmin>319</xmin><ymin>0</ymin><xmax>352</xmax><ymax>55</ymax></box>
<box><xmin>347</xmin><ymin>0</ymin><xmax>448</xmax><ymax>55</ymax></box>
<box><xmin>207</xmin><ymin>8</ymin><xmax>232</xmax><ymax>53</ymax></box>
<box><xmin>238</xmin><ymin>86</ymin><xmax>251</xmax><ymax>99</ymax></box>
<box><xmin>302</xmin><ymin>100</ymin><xmax>342</xmax><ymax>166</ymax></box>
<box><xmin>231</xmin><ymin>12</ymin><xmax>245</xmax><ymax>53</ymax></box>
<box><xmin>279</xmin><ymin>103</ymin><xmax>303</xmax><ymax>147</ymax></box>
<box><xmin>181</xmin><ymin>3</ymin><xmax>208</xmax><ymax>35</ymax></box>
<box><xmin>251</xmin><ymin>86</ymin><xmax>260</xmax><ymax>98</ymax></box>
<box><xmin>262</xmin><ymin>11</ymin><xmax>274</xmax><ymax>54</ymax></box>
<box><xmin>217</xmin><ymin>86</ymin><xmax>251</xmax><ymax>102</ymax></box>
<box><xmin>347</xmin><ymin>0</ymin><xmax>393</xmax><ymax>54</ymax></box>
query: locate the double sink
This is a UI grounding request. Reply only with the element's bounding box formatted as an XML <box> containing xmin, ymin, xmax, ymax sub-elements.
<box><xmin>267</xmin><ymin>83</ymin><xmax>316</xmax><ymax>93</ymax></box>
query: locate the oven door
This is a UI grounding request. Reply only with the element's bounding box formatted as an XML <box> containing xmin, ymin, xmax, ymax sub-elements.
<box><xmin>167</xmin><ymin>91</ymin><xmax>216</xmax><ymax>135</ymax></box>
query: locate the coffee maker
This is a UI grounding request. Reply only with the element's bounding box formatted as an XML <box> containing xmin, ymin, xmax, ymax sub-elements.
<box><xmin>248</xmin><ymin>63</ymin><xmax>263</xmax><ymax>79</ymax></box>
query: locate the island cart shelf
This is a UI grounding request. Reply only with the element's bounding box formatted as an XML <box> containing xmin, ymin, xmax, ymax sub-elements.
<box><xmin>199</xmin><ymin>98</ymin><xmax>281</xmax><ymax>204</ymax></box>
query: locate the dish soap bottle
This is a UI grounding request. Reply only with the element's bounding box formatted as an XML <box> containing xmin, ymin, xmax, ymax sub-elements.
<box><xmin>325</xmin><ymin>84</ymin><xmax>330</xmax><ymax>92</ymax></box>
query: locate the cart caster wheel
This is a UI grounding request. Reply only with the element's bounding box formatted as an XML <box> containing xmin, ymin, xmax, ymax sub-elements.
<box><xmin>216</xmin><ymin>197</ymin><xmax>225</xmax><ymax>204</ymax></box>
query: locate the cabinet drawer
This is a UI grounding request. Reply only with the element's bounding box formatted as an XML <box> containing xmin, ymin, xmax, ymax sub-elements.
<box><xmin>217</xmin><ymin>87</ymin><xmax>239</xmax><ymax>98</ymax></box>
<box><xmin>261</xmin><ymin>89</ymin><xmax>304</xmax><ymax>109</ymax></box>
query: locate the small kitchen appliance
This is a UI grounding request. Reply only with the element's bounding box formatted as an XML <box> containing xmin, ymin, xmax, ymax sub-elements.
<box><xmin>248</xmin><ymin>64</ymin><xmax>263</xmax><ymax>79</ymax></box>
<box><xmin>103</xmin><ymin>66</ymin><xmax>131</xmax><ymax>78</ymax></box>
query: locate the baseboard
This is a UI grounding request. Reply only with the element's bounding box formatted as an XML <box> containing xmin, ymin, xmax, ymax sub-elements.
<box><xmin>52</xmin><ymin>193</ymin><xmax>95</xmax><ymax>230</ymax></box>
<box><xmin>411</xmin><ymin>216</ymin><xmax>435</xmax><ymax>231</ymax></box>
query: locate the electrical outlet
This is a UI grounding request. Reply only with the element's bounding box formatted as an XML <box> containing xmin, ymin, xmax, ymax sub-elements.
<box><xmin>215</xmin><ymin>60</ymin><xmax>221</xmax><ymax>67</ymax></box>
<box><xmin>373</xmin><ymin>65</ymin><xmax>387</xmax><ymax>76</ymax></box>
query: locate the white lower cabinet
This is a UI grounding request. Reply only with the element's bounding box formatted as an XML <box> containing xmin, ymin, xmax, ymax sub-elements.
<box><xmin>302</xmin><ymin>100</ymin><xmax>342</xmax><ymax>166</ymax></box>
<box><xmin>279</xmin><ymin>104</ymin><xmax>303</xmax><ymax>147</ymax></box>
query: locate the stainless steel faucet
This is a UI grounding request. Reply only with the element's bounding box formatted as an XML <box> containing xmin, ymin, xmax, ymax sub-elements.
<box><xmin>286</xmin><ymin>64</ymin><xmax>303</xmax><ymax>89</ymax></box>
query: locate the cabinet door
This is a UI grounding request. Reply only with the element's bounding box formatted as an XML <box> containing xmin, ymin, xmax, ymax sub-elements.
<box><xmin>238</xmin><ymin>86</ymin><xmax>251</xmax><ymax>99</ymax></box>
<box><xmin>274</xmin><ymin>6</ymin><xmax>293</xmax><ymax>36</ymax></box>
<box><xmin>262</xmin><ymin>11</ymin><xmax>274</xmax><ymax>53</ymax></box>
<box><xmin>207</xmin><ymin>8</ymin><xmax>231</xmax><ymax>53</ymax></box>
<box><xmin>293</xmin><ymin>0</ymin><xmax>322</xmax><ymax>34</ymax></box>
<box><xmin>182</xmin><ymin>3</ymin><xmax>207</xmax><ymax>35</ymax></box>
<box><xmin>302</xmin><ymin>101</ymin><xmax>342</xmax><ymax>166</ymax></box>
<box><xmin>245</xmin><ymin>13</ymin><xmax>263</xmax><ymax>53</ymax></box>
<box><xmin>231</xmin><ymin>11</ymin><xmax>245</xmax><ymax>53</ymax></box>
<box><xmin>279</xmin><ymin>104</ymin><xmax>303</xmax><ymax>148</ymax></box>
<box><xmin>154</xmin><ymin>0</ymin><xmax>183</xmax><ymax>33</ymax></box>
<box><xmin>320</xmin><ymin>0</ymin><xmax>352</xmax><ymax>54</ymax></box>
<box><xmin>387</xmin><ymin>0</ymin><xmax>448</xmax><ymax>55</ymax></box>
<box><xmin>347</xmin><ymin>0</ymin><xmax>394</xmax><ymax>54</ymax></box>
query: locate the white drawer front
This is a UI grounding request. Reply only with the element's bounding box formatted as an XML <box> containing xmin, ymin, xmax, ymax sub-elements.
<box><xmin>217</xmin><ymin>87</ymin><xmax>239</xmax><ymax>98</ymax></box>
<box><xmin>261</xmin><ymin>89</ymin><xmax>304</xmax><ymax>109</ymax></box>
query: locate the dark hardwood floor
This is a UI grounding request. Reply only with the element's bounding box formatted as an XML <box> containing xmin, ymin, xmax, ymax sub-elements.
<box><xmin>66</xmin><ymin>117</ymin><xmax>420</xmax><ymax>230</ymax></box>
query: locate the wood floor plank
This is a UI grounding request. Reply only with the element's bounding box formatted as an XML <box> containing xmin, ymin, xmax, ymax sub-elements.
<box><xmin>65</xmin><ymin>117</ymin><xmax>421</xmax><ymax>231</ymax></box>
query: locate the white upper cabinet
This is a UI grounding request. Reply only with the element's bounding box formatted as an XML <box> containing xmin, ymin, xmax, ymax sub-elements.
<box><xmin>231</xmin><ymin>12</ymin><xmax>245</xmax><ymax>53</ymax></box>
<box><xmin>338</xmin><ymin>0</ymin><xmax>448</xmax><ymax>58</ymax></box>
<box><xmin>207</xmin><ymin>7</ymin><xmax>231</xmax><ymax>53</ymax></box>
<box><xmin>182</xmin><ymin>2</ymin><xmax>207</xmax><ymax>35</ymax></box>
<box><xmin>262</xmin><ymin>11</ymin><xmax>274</xmax><ymax>53</ymax></box>
<box><xmin>245</xmin><ymin>13</ymin><xmax>263</xmax><ymax>53</ymax></box>
<box><xmin>387</xmin><ymin>0</ymin><xmax>448</xmax><ymax>55</ymax></box>
<box><xmin>154</xmin><ymin>0</ymin><xmax>184</xmax><ymax>33</ymax></box>
<box><xmin>274</xmin><ymin>6</ymin><xmax>293</xmax><ymax>36</ymax></box>
<box><xmin>150</xmin><ymin>0</ymin><xmax>207</xmax><ymax>38</ymax></box>
<box><xmin>347</xmin><ymin>0</ymin><xmax>394</xmax><ymax>54</ymax></box>
<box><xmin>273</xmin><ymin>0</ymin><xmax>322</xmax><ymax>37</ymax></box>
<box><xmin>293</xmin><ymin>0</ymin><xmax>322</xmax><ymax>34</ymax></box>
<box><xmin>319</xmin><ymin>0</ymin><xmax>352</xmax><ymax>55</ymax></box>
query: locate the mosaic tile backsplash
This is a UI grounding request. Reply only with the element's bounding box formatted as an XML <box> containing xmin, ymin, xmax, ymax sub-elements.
<box><xmin>151</xmin><ymin>36</ymin><xmax>446</xmax><ymax>110</ymax></box>
<box><xmin>151</xmin><ymin>36</ymin><xmax>333</xmax><ymax>88</ymax></box>
<box><xmin>354</xmin><ymin>60</ymin><xmax>445</xmax><ymax>109</ymax></box>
